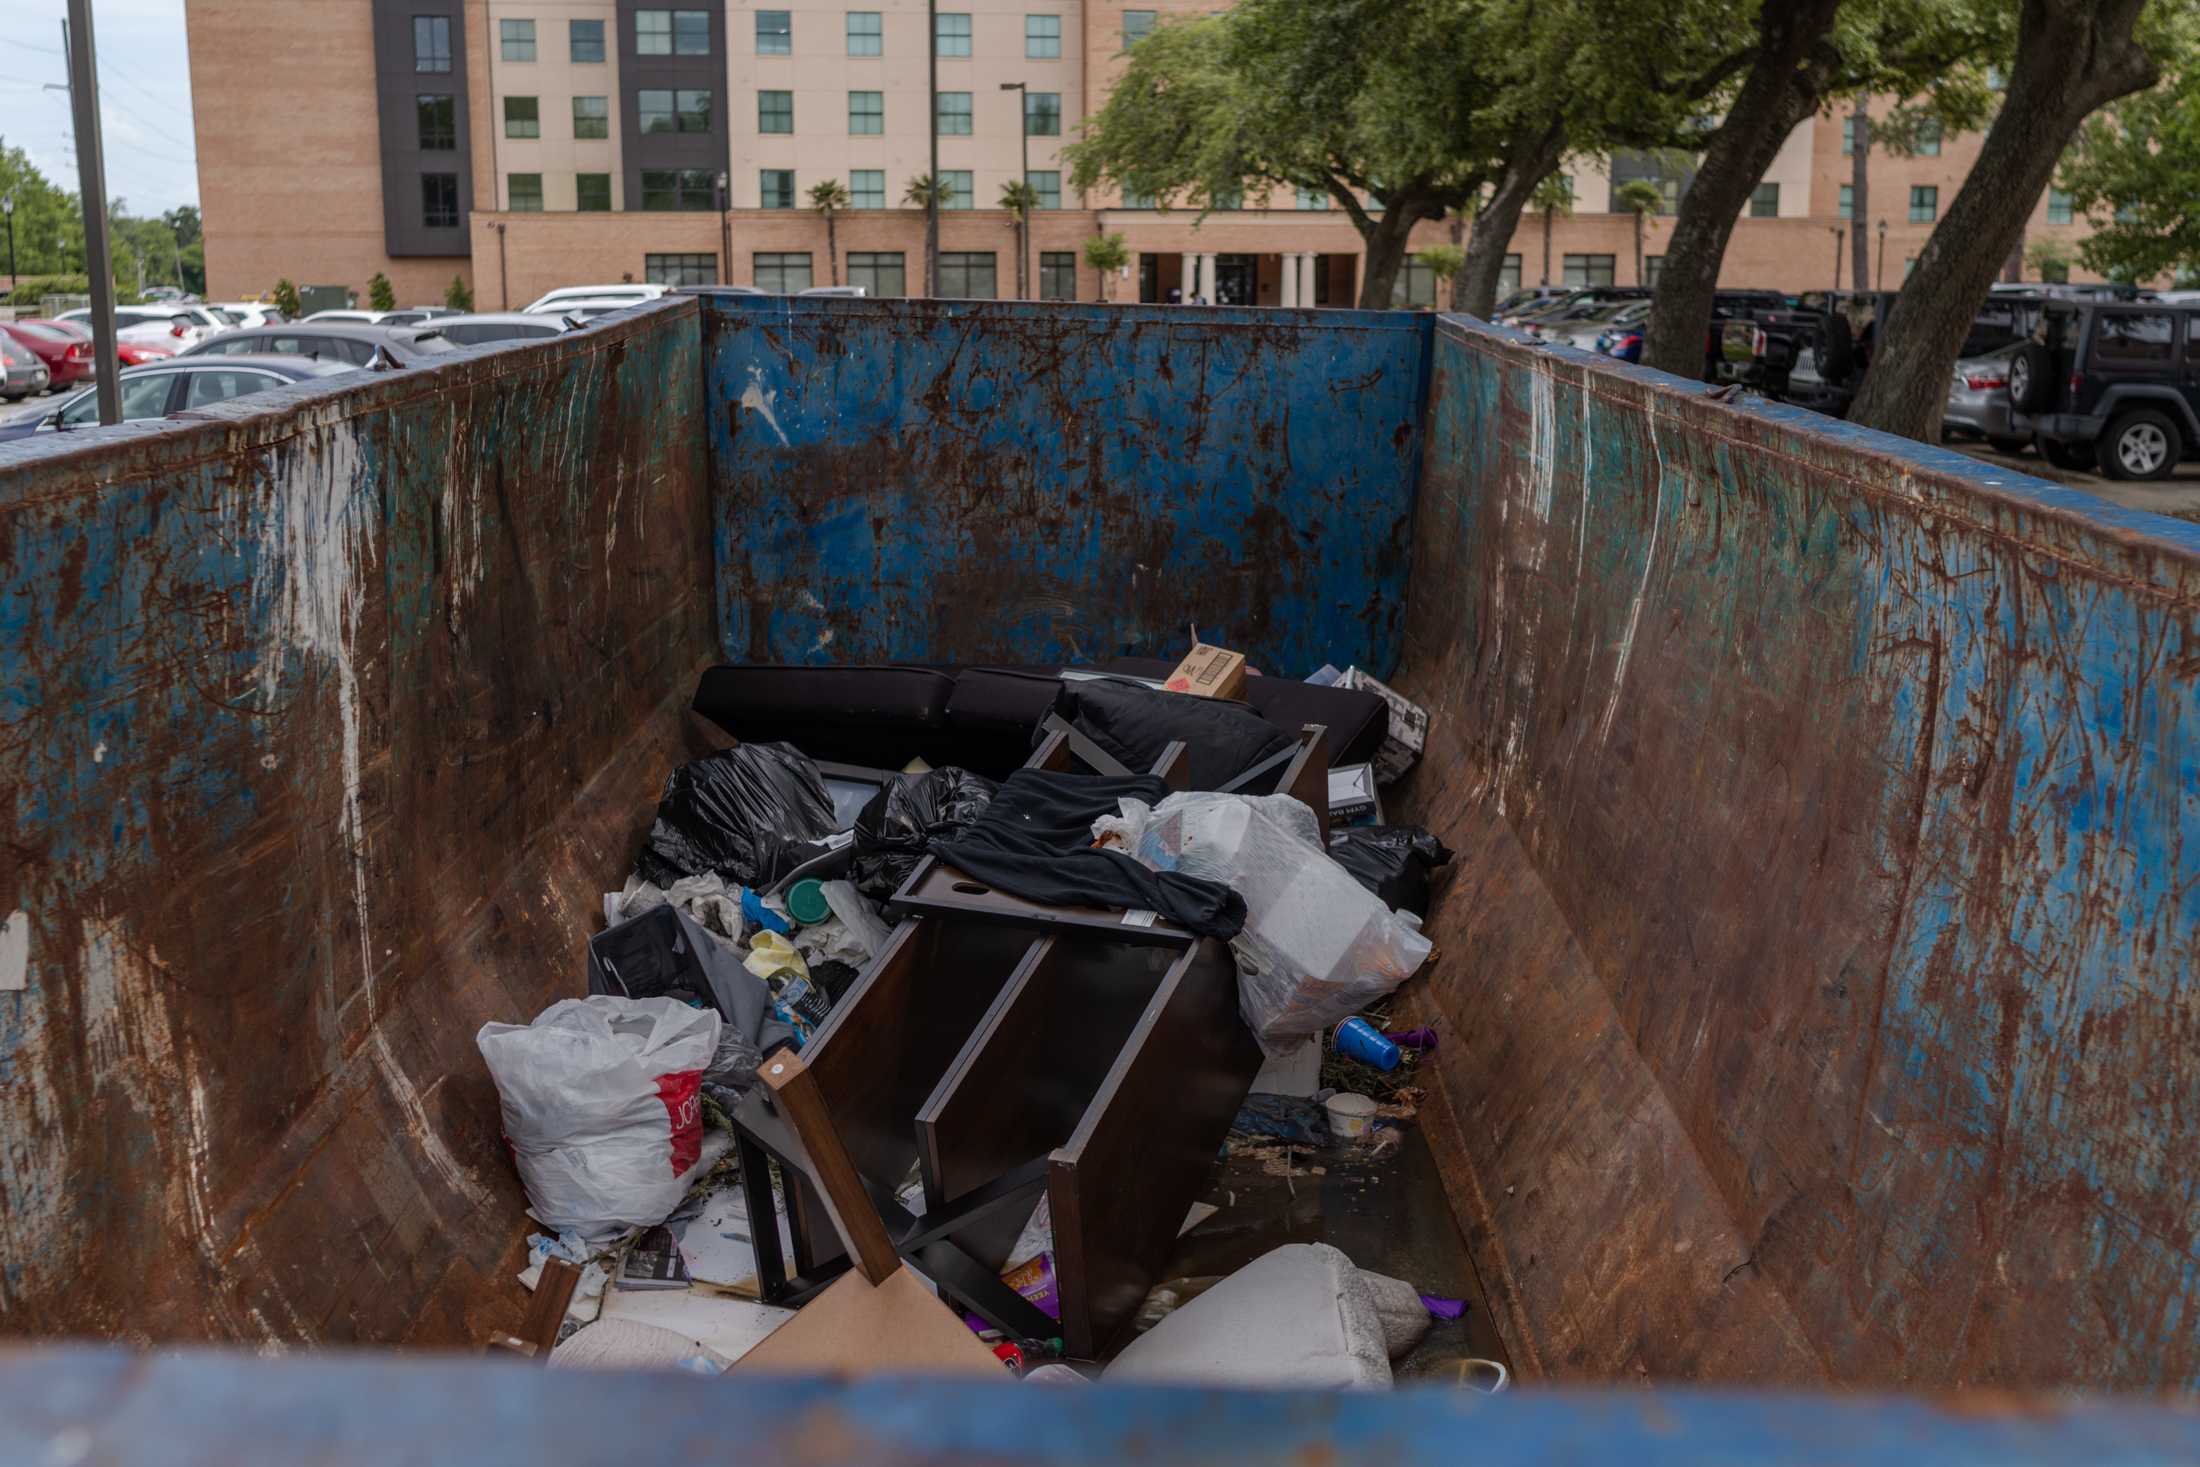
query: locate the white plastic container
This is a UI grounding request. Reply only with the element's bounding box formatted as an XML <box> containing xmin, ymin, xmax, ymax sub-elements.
<box><xmin>1323</xmin><ymin>1092</ymin><xmax>1378</xmax><ymax>1141</ymax></box>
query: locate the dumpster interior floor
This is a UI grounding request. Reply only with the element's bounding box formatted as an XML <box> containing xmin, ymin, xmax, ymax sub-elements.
<box><xmin>1147</xmin><ymin>1110</ymin><xmax>1511</xmax><ymax>1380</ymax></box>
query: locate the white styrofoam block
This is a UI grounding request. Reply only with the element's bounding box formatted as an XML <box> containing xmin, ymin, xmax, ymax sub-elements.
<box><xmin>1104</xmin><ymin>1244</ymin><xmax>1392</xmax><ymax>1390</ymax></box>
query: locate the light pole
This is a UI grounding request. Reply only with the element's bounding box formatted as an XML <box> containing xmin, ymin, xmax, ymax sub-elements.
<box><xmin>1876</xmin><ymin>219</ymin><xmax>1887</xmax><ymax>291</ymax></box>
<box><xmin>2</xmin><ymin>194</ymin><xmax>14</xmax><ymax>289</ymax></box>
<box><xmin>999</xmin><ymin>81</ymin><xmax>1029</xmax><ymax>299</ymax></box>
<box><xmin>925</xmin><ymin>0</ymin><xmax>939</xmax><ymax>296</ymax></box>
<box><xmin>62</xmin><ymin>5</ymin><xmax>119</xmax><ymax>425</ymax></box>
<box><xmin>716</xmin><ymin>171</ymin><xmax>732</xmax><ymax>286</ymax></box>
<box><xmin>1830</xmin><ymin>225</ymin><xmax>1845</xmax><ymax>291</ymax></box>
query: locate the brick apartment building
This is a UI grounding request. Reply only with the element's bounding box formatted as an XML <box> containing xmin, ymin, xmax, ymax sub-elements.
<box><xmin>185</xmin><ymin>0</ymin><xmax>2117</xmax><ymax>310</ymax></box>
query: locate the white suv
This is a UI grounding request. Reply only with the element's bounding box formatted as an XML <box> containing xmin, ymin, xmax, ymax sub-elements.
<box><xmin>522</xmin><ymin>284</ymin><xmax>669</xmax><ymax>314</ymax></box>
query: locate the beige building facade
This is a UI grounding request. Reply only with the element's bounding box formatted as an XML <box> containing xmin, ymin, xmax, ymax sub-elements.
<box><xmin>188</xmin><ymin>0</ymin><xmax>2126</xmax><ymax>310</ymax></box>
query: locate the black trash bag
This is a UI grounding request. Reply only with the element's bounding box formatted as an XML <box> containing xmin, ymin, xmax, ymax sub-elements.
<box><xmin>851</xmin><ymin>766</ymin><xmax>997</xmax><ymax>899</ymax></box>
<box><xmin>1053</xmin><ymin>677</ymin><xmax>1296</xmax><ymax>790</ymax></box>
<box><xmin>1326</xmin><ymin>825</ymin><xmax>1453</xmax><ymax>918</ymax></box>
<box><xmin>636</xmin><ymin>742</ymin><xmax>838</xmax><ymax>889</ymax></box>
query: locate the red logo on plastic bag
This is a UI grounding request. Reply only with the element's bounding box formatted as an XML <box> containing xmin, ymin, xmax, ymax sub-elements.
<box><xmin>654</xmin><ymin>1069</ymin><xmax>705</xmax><ymax>1176</ymax></box>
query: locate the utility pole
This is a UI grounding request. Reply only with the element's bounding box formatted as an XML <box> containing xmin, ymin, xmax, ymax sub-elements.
<box><xmin>63</xmin><ymin>5</ymin><xmax>120</xmax><ymax>424</ymax></box>
<box><xmin>1831</xmin><ymin>226</ymin><xmax>1844</xmax><ymax>291</ymax></box>
<box><xmin>1848</xmin><ymin>98</ymin><xmax>1870</xmax><ymax>300</ymax></box>
<box><xmin>2</xmin><ymin>194</ymin><xmax>15</xmax><ymax>289</ymax></box>
<box><xmin>1876</xmin><ymin>219</ymin><xmax>1887</xmax><ymax>291</ymax></box>
<box><xmin>926</xmin><ymin>0</ymin><xmax>939</xmax><ymax>296</ymax></box>
<box><xmin>1000</xmin><ymin>81</ymin><xmax>1029</xmax><ymax>299</ymax></box>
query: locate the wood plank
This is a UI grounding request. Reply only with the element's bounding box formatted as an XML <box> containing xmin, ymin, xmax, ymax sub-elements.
<box><xmin>1283</xmin><ymin>724</ymin><xmax>1332</xmax><ymax>841</ymax></box>
<box><xmin>892</xmin><ymin>861</ymin><xmax>1197</xmax><ymax>947</ymax></box>
<box><xmin>1048</xmin><ymin>938</ymin><xmax>1261</xmax><ymax>1359</ymax></box>
<box><xmin>760</xmin><ymin>1050</ymin><xmax>900</xmax><ymax>1284</ymax></box>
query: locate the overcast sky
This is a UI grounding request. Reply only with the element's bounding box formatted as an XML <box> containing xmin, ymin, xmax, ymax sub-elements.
<box><xmin>2</xmin><ymin>0</ymin><xmax>199</xmax><ymax>216</ymax></box>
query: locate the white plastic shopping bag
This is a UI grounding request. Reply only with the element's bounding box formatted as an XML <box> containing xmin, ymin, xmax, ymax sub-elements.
<box><xmin>477</xmin><ymin>995</ymin><xmax>721</xmax><ymax>1242</ymax></box>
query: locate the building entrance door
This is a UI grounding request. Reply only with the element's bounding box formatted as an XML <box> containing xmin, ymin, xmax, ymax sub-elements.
<box><xmin>1214</xmin><ymin>255</ymin><xmax>1258</xmax><ymax>306</ymax></box>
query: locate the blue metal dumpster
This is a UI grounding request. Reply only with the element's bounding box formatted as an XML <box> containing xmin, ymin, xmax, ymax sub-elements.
<box><xmin>2</xmin><ymin>295</ymin><xmax>2198</xmax><ymax>1453</ymax></box>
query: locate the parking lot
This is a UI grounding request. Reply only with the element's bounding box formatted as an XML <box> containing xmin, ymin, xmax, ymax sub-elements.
<box><xmin>1949</xmin><ymin>440</ymin><xmax>2200</xmax><ymax>523</ymax></box>
<box><xmin>0</xmin><ymin>395</ymin><xmax>52</xmax><ymax>429</ymax></box>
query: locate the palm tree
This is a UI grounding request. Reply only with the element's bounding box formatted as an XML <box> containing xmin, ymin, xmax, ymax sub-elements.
<box><xmin>1531</xmin><ymin>174</ymin><xmax>1573</xmax><ymax>287</ymax></box>
<box><xmin>998</xmin><ymin>180</ymin><xmax>1040</xmax><ymax>300</ymax></box>
<box><xmin>1414</xmin><ymin>245</ymin><xmax>1466</xmax><ymax>312</ymax></box>
<box><xmin>1083</xmin><ymin>232</ymin><xmax>1130</xmax><ymax>302</ymax></box>
<box><xmin>904</xmin><ymin>174</ymin><xmax>948</xmax><ymax>296</ymax></box>
<box><xmin>807</xmin><ymin>178</ymin><xmax>852</xmax><ymax>287</ymax></box>
<box><xmin>1613</xmin><ymin>179</ymin><xmax>1665</xmax><ymax>288</ymax></box>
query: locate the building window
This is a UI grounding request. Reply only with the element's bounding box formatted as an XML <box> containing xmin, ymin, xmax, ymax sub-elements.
<box><xmin>1904</xmin><ymin>257</ymin><xmax>1917</xmax><ymax>279</ymax></box>
<box><xmin>1562</xmin><ymin>253</ymin><xmax>1615</xmax><ymax>287</ymax></box>
<box><xmin>847</xmin><ymin>10</ymin><xmax>881</xmax><ymax>55</ymax></box>
<box><xmin>1122</xmin><ymin>9</ymin><xmax>1155</xmax><ymax>47</ymax></box>
<box><xmin>573</xmin><ymin>95</ymin><xmax>609</xmax><ymax>139</ymax></box>
<box><xmin>936</xmin><ymin>11</ymin><xmax>971</xmax><ymax>55</ymax></box>
<box><xmin>1024</xmin><ymin>91</ymin><xmax>1060</xmax><ymax>136</ymax></box>
<box><xmin>1909</xmin><ymin>185</ymin><xmax>1938</xmax><ymax>223</ymax></box>
<box><xmin>2047</xmin><ymin>187</ymin><xmax>2074</xmax><ymax>224</ymax></box>
<box><xmin>1645</xmin><ymin>254</ymin><xmax>1664</xmax><ymax>287</ymax></box>
<box><xmin>851</xmin><ymin>169</ymin><xmax>885</xmax><ymax>208</ymax></box>
<box><xmin>1749</xmin><ymin>182</ymin><xmax>1778</xmax><ymax>218</ymax></box>
<box><xmin>849</xmin><ymin>90</ymin><xmax>883</xmax><ymax>134</ymax></box>
<box><xmin>1497</xmin><ymin>253</ymin><xmax>1521</xmax><ymax>296</ymax></box>
<box><xmin>508</xmin><ymin>172</ymin><xmax>543</xmax><ymax>211</ymax></box>
<box><xmin>849</xmin><ymin>250</ymin><xmax>905</xmax><ymax>297</ymax></box>
<box><xmin>1026</xmin><ymin>14</ymin><xmax>1060</xmax><ymax>57</ymax></box>
<box><xmin>1841</xmin><ymin>114</ymin><xmax>1860</xmax><ymax>155</ymax></box>
<box><xmin>1039</xmin><ymin>250</ymin><xmax>1075</xmax><ymax>300</ymax></box>
<box><xmin>937</xmin><ymin>91</ymin><xmax>972</xmax><ymax>134</ymax></box>
<box><xmin>648</xmin><ymin>253</ymin><xmax>718</xmax><ymax>286</ymax></box>
<box><xmin>1916</xmin><ymin>117</ymin><xmax>1942</xmax><ymax>156</ymax></box>
<box><xmin>416</xmin><ymin>94</ymin><xmax>455</xmax><ymax>150</ymax></box>
<box><xmin>500</xmin><ymin>18</ymin><xmax>536</xmax><ymax>60</ymax></box>
<box><xmin>760</xmin><ymin>169</ymin><xmax>796</xmax><ymax>209</ymax></box>
<box><xmin>1121</xmin><ymin>187</ymin><xmax>1154</xmax><ymax>209</ymax></box>
<box><xmin>570</xmin><ymin>18</ymin><xmax>605</xmax><ymax>61</ymax></box>
<box><xmin>422</xmin><ymin>172</ymin><xmax>459</xmax><ymax>227</ymax></box>
<box><xmin>1026</xmin><ymin>170</ymin><xmax>1060</xmax><ymax>209</ymax></box>
<box><xmin>504</xmin><ymin>96</ymin><xmax>540</xmax><ymax>139</ymax></box>
<box><xmin>413</xmin><ymin>15</ymin><xmax>451</xmax><ymax>72</ymax></box>
<box><xmin>756</xmin><ymin>9</ymin><xmax>792</xmax><ymax>53</ymax></box>
<box><xmin>1391</xmin><ymin>260</ymin><xmax>1437</xmax><ymax>309</ymax></box>
<box><xmin>641</xmin><ymin>168</ymin><xmax>716</xmax><ymax>210</ymax></box>
<box><xmin>759</xmin><ymin>90</ymin><xmax>793</xmax><ymax>133</ymax></box>
<box><xmin>1296</xmin><ymin>187</ymin><xmax>1327</xmax><ymax>210</ymax></box>
<box><xmin>755</xmin><ymin>252</ymin><xmax>814</xmax><ymax>292</ymax></box>
<box><xmin>1838</xmin><ymin>183</ymin><xmax>1854</xmax><ymax>220</ymax></box>
<box><xmin>939</xmin><ymin>251</ymin><xmax>996</xmax><ymax>298</ymax></box>
<box><xmin>638</xmin><ymin>9</ymin><xmax>710</xmax><ymax>55</ymax></box>
<box><xmin>641</xmin><ymin>89</ymin><xmax>713</xmax><ymax>134</ymax></box>
<box><xmin>576</xmin><ymin>173</ymin><xmax>612</xmax><ymax>211</ymax></box>
<box><xmin>941</xmin><ymin>170</ymin><xmax>973</xmax><ymax>209</ymax></box>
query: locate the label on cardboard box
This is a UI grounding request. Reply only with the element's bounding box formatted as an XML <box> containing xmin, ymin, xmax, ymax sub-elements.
<box><xmin>1164</xmin><ymin>643</ymin><xmax>1248</xmax><ymax>700</ymax></box>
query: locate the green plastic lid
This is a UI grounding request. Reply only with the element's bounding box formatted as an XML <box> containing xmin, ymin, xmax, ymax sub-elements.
<box><xmin>786</xmin><ymin>878</ymin><xmax>832</xmax><ymax>926</ymax></box>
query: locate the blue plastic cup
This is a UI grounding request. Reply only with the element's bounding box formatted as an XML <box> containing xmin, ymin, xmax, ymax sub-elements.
<box><xmin>1333</xmin><ymin>1016</ymin><xmax>1401</xmax><ymax>1072</ymax></box>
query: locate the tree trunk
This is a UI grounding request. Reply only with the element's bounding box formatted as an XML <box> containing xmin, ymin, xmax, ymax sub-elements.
<box><xmin>1541</xmin><ymin>209</ymin><xmax>1553</xmax><ymax>285</ymax></box>
<box><xmin>1354</xmin><ymin>202</ymin><xmax>1432</xmax><ymax>310</ymax></box>
<box><xmin>827</xmin><ymin>213</ymin><xmax>840</xmax><ymax>286</ymax></box>
<box><xmin>1641</xmin><ymin>0</ymin><xmax>1843</xmax><ymax>376</ymax></box>
<box><xmin>1850</xmin><ymin>98</ymin><xmax>1871</xmax><ymax>294</ymax></box>
<box><xmin>1447</xmin><ymin>209</ymin><xmax>1469</xmax><ymax>314</ymax></box>
<box><xmin>1460</xmin><ymin>127</ymin><xmax>1563</xmax><ymax>317</ymax></box>
<box><xmin>1633</xmin><ymin>214</ymin><xmax>1644</xmax><ymax>285</ymax></box>
<box><xmin>1849</xmin><ymin>0</ymin><xmax>2159</xmax><ymax>441</ymax></box>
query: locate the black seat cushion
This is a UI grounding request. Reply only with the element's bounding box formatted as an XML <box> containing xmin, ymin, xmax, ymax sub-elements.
<box><xmin>933</xmin><ymin>666</ymin><xmax>1066</xmax><ymax>776</ymax></box>
<box><xmin>1054</xmin><ymin>677</ymin><xmax>1298</xmax><ymax>790</ymax></box>
<box><xmin>691</xmin><ymin>664</ymin><xmax>955</xmax><ymax>768</ymax></box>
<box><xmin>1095</xmin><ymin>657</ymin><xmax>1389</xmax><ymax>770</ymax></box>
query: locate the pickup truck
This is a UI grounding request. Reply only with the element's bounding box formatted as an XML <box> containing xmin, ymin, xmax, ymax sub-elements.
<box><xmin>3</xmin><ymin>296</ymin><xmax>2197</xmax><ymax>1453</ymax></box>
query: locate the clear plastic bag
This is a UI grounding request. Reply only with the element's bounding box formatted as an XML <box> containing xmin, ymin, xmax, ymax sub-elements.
<box><xmin>1105</xmin><ymin>792</ymin><xmax>1432</xmax><ymax>1056</ymax></box>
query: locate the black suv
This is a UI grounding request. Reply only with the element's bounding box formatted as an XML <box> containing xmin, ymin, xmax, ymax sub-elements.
<box><xmin>2011</xmin><ymin>300</ymin><xmax>2200</xmax><ymax>480</ymax></box>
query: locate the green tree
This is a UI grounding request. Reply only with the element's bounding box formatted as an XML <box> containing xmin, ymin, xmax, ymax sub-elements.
<box><xmin>2025</xmin><ymin>236</ymin><xmax>2077</xmax><ymax>283</ymax></box>
<box><xmin>443</xmin><ymin>274</ymin><xmax>473</xmax><ymax>311</ymax></box>
<box><xmin>368</xmin><ymin>271</ymin><xmax>396</xmax><ymax>311</ymax></box>
<box><xmin>1414</xmin><ymin>243</ymin><xmax>1466</xmax><ymax>309</ymax></box>
<box><xmin>903</xmin><ymin>174</ymin><xmax>948</xmax><ymax>296</ymax></box>
<box><xmin>1614</xmin><ymin>178</ymin><xmax>1666</xmax><ymax>288</ymax></box>
<box><xmin>807</xmin><ymin>178</ymin><xmax>852</xmax><ymax>286</ymax></box>
<box><xmin>998</xmin><ymin>179</ymin><xmax>1040</xmax><ymax>299</ymax></box>
<box><xmin>1083</xmin><ymin>232</ymin><xmax>1130</xmax><ymax>301</ymax></box>
<box><xmin>272</xmin><ymin>278</ymin><xmax>302</xmax><ymax>317</ymax></box>
<box><xmin>2053</xmin><ymin>64</ymin><xmax>2200</xmax><ymax>286</ymax></box>
<box><xmin>1850</xmin><ymin>0</ymin><xmax>2183</xmax><ymax>440</ymax></box>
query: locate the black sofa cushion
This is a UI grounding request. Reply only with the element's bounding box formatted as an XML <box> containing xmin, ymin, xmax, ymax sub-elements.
<box><xmin>691</xmin><ymin>664</ymin><xmax>955</xmax><ymax>769</ymax></box>
<box><xmin>1096</xmin><ymin>658</ymin><xmax>1389</xmax><ymax>771</ymax></box>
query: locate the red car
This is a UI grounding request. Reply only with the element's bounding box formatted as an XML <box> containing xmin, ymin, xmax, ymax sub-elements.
<box><xmin>12</xmin><ymin>318</ymin><xmax>174</xmax><ymax>378</ymax></box>
<box><xmin>0</xmin><ymin>319</ymin><xmax>94</xmax><ymax>390</ymax></box>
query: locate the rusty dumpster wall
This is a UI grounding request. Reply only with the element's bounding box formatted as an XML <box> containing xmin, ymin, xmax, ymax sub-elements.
<box><xmin>704</xmin><ymin>297</ymin><xmax>1429</xmax><ymax>673</ymax></box>
<box><xmin>0</xmin><ymin>303</ymin><xmax>715</xmax><ymax>1343</ymax></box>
<box><xmin>1400</xmin><ymin>315</ymin><xmax>2200</xmax><ymax>1391</ymax></box>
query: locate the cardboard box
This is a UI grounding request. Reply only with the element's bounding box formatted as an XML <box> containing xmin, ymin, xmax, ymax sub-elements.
<box><xmin>1164</xmin><ymin>643</ymin><xmax>1248</xmax><ymax>700</ymax></box>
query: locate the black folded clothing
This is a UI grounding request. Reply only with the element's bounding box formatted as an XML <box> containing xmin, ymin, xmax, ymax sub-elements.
<box><xmin>930</xmin><ymin>770</ymin><xmax>1246</xmax><ymax>939</ymax></box>
<box><xmin>1054</xmin><ymin>677</ymin><xmax>1298</xmax><ymax>790</ymax></box>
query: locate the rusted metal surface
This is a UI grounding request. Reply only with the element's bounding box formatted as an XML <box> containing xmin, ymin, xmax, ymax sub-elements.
<box><xmin>0</xmin><ymin>303</ymin><xmax>717</xmax><ymax>1344</ymax></box>
<box><xmin>1399</xmin><ymin>316</ymin><xmax>2200</xmax><ymax>1391</ymax></box>
<box><xmin>8</xmin><ymin>1345</ymin><xmax>2200</xmax><ymax>1462</ymax></box>
<box><xmin>703</xmin><ymin>296</ymin><xmax>1428</xmax><ymax>674</ymax></box>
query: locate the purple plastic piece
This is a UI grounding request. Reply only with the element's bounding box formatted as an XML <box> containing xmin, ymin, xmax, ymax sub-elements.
<box><xmin>1386</xmin><ymin>1026</ymin><xmax>1439</xmax><ymax>1051</ymax></box>
<box><xmin>1420</xmin><ymin>1294</ymin><xmax>1467</xmax><ymax>1320</ymax></box>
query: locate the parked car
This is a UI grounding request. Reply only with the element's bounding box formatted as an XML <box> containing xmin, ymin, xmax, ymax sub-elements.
<box><xmin>1725</xmin><ymin>290</ymin><xmax>1896</xmax><ymax>411</ymax></box>
<box><xmin>1941</xmin><ymin>342</ymin><xmax>2029</xmax><ymax>452</ymax></box>
<box><xmin>522</xmin><ymin>283</ymin><xmax>669</xmax><ymax>315</ymax></box>
<box><xmin>1548</xmin><ymin>300</ymin><xmax>1649</xmax><ymax>352</ymax></box>
<box><xmin>54</xmin><ymin>304</ymin><xmax>219</xmax><ymax>350</ymax></box>
<box><xmin>210</xmin><ymin>302</ymin><xmax>289</xmax><ymax>329</ymax></box>
<box><xmin>37</xmin><ymin>316</ymin><xmax>177</xmax><ymax>367</ymax></box>
<box><xmin>1503</xmin><ymin>286</ymin><xmax>1649</xmax><ymax>330</ymax></box>
<box><xmin>0</xmin><ymin>356</ymin><xmax>352</xmax><ymax>441</ymax></box>
<box><xmin>430</xmin><ymin>312</ymin><xmax>579</xmax><ymax>346</ymax></box>
<box><xmin>1490</xmin><ymin>285</ymin><xmax>1571</xmax><ymax>319</ymax></box>
<box><xmin>302</xmin><ymin>308</ymin><xmax>447</xmax><ymax>327</ymax></box>
<box><xmin>0</xmin><ymin>320</ymin><xmax>92</xmax><ymax>392</ymax></box>
<box><xmin>2010</xmin><ymin>298</ymin><xmax>2200</xmax><ymax>480</ymax></box>
<box><xmin>0</xmin><ymin>331</ymin><xmax>51</xmax><ymax>401</ymax></box>
<box><xmin>544</xmin><ymin>297</ymin><xmax>654</xmax><ymax>321</ymax></box>
<box><xmin>180</xmin><ymin>321</ymin><xmax>454</xmax><ymax>367</ymax></box>
<box><xmin>797</xmin><ymin>285</ymin><xmax>868</xmax><ymax>298</ymax></box>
